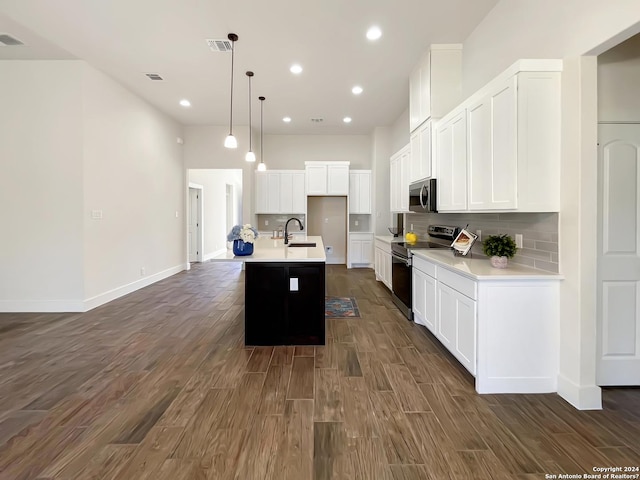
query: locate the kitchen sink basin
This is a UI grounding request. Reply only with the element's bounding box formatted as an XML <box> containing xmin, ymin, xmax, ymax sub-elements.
<box><xmin>288</xmin><ymin>242</ymin><xmax>317</xmax><ymax>247</ymax></box>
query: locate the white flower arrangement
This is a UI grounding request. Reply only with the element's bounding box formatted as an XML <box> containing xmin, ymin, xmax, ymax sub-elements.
<box><xmin>227</xmin><ymin>224</ymin><xmax>259</xmax><ymax>244</ymax></box>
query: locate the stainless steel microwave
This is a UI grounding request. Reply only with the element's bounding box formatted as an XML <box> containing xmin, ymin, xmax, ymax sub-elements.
<box><xmin>409</xmin><ymin>179</ymin><xmax>437</xmax><ymax>213</ymax></box>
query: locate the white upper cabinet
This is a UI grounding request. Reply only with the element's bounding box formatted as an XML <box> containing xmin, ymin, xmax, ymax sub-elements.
<box><xmin>436</xmin><ymin>110</ymin><xmax>467</xmax><ymax>212</ymax></box>
<box><xmin>409</xmin><ymin>119</ymin><xmax>432</xmax><ymax>183</ymax></box>
<box><xmin>435</xmin><ymin>59</ymin><xmax>562</xmax><ymax>213</ymax></box>
<box><xmin>409</xmin><ymin>45</ymin><xmax>462</xmax><ymax>132</ymax></box>
<box><xmin>390</xmin><ymin>145</ymin><xmax>410</xmax><ymax>213</ymax></box>
<box><xmin>467</xmin><ymin>76</ymin><xmax>518</xmax><ymax>210</ymax></box>
<box><xmin>349</xmin><ymin>170</ymin><xmax>372</xmax><ymax>214</ymax></box>
<box><xmin>255</xmin><ymin>170</ymin><xmax>306</xmax><ymax>214</ymax></box>
<box><xmin>305</xmin><ymin>161</ymin><xmax>350</xmax><ymax>195</ymax></box>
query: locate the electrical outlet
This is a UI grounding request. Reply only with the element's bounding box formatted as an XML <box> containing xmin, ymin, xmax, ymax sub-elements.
<box><xmin>476</xmin><ymin>230</ymin><xmax>482</xmax><ymax>241</ymax></box>
<box><xmin>326</xmin><ymin>246</ymin><xmax>333</xmax><ymax>254</ymax></box>
<box><xmin>325</xmin><ymin>218</ymin><xmax>329</xmax><ymax>224</ymax></box>
<box><xmin>515</xmin><ymin>233</ymin><xmax>523</xmax><ymax>248</ymax></box>
<box><xmin>355</xmin><ymin>220</ymin><xmax>359</xmax><ymax>226</ymax></box>
<box><xmin>410</xmin><ymin>224</ymin><xmax>414</xmax><ymax>231</ymax></box>
<box><xmin>140</xmin><ymin>267</ymin><xmax>145</xmax><ymax>276</ymax></box>
<box><xmin>265</xmin><ymin>220</ymin><xmax>269</xmax><ymax>226</ymax></box>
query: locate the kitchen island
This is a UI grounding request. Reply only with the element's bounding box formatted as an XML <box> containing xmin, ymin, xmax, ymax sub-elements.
<box><xmin>216</xmin><ymin>236</ymin><xmax>327</xmax><ymax>346</ymax></box>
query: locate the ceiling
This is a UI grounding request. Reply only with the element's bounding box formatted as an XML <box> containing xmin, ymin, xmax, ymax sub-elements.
<box><xmin>0</xmin><ymin>0</ymin><xmax>498</xmax><ymax>135</ymax></box>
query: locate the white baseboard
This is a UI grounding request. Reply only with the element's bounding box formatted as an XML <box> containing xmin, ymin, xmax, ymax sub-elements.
<box><xmin>204</xmin><ymin>249</ymin><xmax>227</xmax><ymax>261</ymax></box>
<box><xmin>0</xmin><ymin>299</ymin><xmax>86</xmax><ymax>313</ymax></box>
<box><xmin>557</xmin><ymin>374</ymin><xmax>602</xmax><ymax>410</ymax></box>
<box><xmin>83</xmin><ymin>263</ymin><xmax>187</xmax><ymax>312</ymax></box>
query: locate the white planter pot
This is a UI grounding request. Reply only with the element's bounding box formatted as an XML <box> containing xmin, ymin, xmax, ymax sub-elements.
<box><xmin>490</xmin><ymin>256</ymin><xmax>509</xmax><ymax>269</ymax></box>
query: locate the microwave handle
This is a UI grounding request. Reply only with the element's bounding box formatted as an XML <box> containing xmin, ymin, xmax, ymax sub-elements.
<box><xmin>419</xmin><ymin>184</ymin><xmax>428</xmax><ymax>209</ymax></box>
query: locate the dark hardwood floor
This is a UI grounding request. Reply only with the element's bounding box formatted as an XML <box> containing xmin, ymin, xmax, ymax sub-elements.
<box><xmin>0</xmin><ymin>262</ymin><xmax>639</xmax><ymax>479</ymax></box>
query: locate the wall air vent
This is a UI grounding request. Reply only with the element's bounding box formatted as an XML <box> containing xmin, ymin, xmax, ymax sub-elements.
<box><xmin>0</xmin><ymin>34</ymin><xmax>24</xmax><ymax>46</ymax></box>
<box><xmin>145</xmin><ymin>73</ymin><xmax>163</xmax><ymax>81</ymax></box>
<box><xmin>206</xmin><ymin>39</ymin><xmax>233</xmax><ymax>52</ymax></box>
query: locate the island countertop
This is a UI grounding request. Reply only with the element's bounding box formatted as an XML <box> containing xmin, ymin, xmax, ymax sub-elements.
<box><xmin>211</xmin><ymin>235</ymin><xmax>326</xmax><ymax>263</ymax></box>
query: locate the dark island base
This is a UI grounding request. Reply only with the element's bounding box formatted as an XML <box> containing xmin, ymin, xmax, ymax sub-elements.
<box><xmin>245</xmin><ymin>262</ymin><xmax>326</xmax><ymax>346</ymax></box>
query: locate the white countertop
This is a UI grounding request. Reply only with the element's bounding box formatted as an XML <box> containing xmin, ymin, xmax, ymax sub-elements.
<box><xmin>374</xmin><ymin>235</ymin><xmax>401</xmax><ymax>244</ymax></box>
<box><xmin>210</xmin><ymin>236</ymin><xmax>326</xmax><ymax>263</ymax></box>
<box><xmin>412</xmin><ymin>249</ymin><xmax>563</xmax><ymax>281</ymax></box>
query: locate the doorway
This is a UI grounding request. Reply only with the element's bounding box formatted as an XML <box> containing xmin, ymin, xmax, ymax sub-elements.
<box><xmin>188</xmin><ymin>184</ymin><xmax>203</xmax><ymax>263</ymax></box>
<box><xmin>596</xmin><ymin>33</ymin><xmax>640</xmax><ymax>386</ymax></box>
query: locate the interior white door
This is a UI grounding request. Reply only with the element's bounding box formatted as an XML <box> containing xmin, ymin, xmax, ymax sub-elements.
<box><xmin>188</xmin><ymin>187</ymin><xmax>200</xmax><ymax>262</ymax></box>
<box><xmin>597</xmin><ymin>123</ymin><xmax>640</xmax><ymax>385</ymax></box>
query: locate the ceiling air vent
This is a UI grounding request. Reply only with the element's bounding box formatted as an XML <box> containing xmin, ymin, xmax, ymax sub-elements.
<box><xmin>206</xmin><ymin>38</ymin><xmax>233</xmax><ymax>52</ymax></box>
<box><xmin>145</xmin><ymin>73</ymin><xmax>163</xmax><ymax>81</ymax></box>
<box><xmin>0</xmin><ymin>34</ymin><xmax>24</xmax><ymax>46</ymax></box>
<box><xmin>310</xmin><ymin>118</ymin><xmax>324</xmax><ymax>123</ymax></box>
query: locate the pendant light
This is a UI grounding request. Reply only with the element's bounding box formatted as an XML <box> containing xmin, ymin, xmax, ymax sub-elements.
<box><xmin>224</xmin><ymin>33</ymin><xmax>239</xmax><ymax>149</ymax></box>
<box><xmin>257</xmin><ymin>96</ymin><xmax>267</xmax><ymax>171</ymax></box>
<box><xmin>245</xmin><ymin>71</ymin><xmax>256</xmax><ymax>162</ymax></box>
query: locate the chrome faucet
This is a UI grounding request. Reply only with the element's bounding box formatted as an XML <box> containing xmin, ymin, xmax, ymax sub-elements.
<box><xmin>284</xmin><ymin>217</ymin><xmax>304</xmax><ymax>245</ymax></box>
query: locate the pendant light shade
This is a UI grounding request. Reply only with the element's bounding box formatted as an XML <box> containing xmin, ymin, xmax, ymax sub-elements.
<box><xmin>257</xmin><ymin>96</ymin><xmax>267</xmax><ymax>171</ymax></box>
<box><xmin>245</xmin><ymin>71</ymin><xmax>256</xmax><ymax>162</ymax></box>
<box><xmin>224</xmin><ymin>33</ymin><xmax>238</xmax><ymax>149</ymax></box>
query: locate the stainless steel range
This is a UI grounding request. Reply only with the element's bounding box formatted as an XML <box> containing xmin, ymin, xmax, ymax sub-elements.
<box><xmin>391</xmin><ymin>225</ymin><xmax>459</xmax><ymax>320</ymax></box>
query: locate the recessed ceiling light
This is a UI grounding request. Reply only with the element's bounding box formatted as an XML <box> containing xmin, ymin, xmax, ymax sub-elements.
<box><xmin>366</xmin><ymin>26</ymin><xmax>382</xmax><ymax>41</ymax></box>
<box><xmin>290</xmin><ymin>64</ymin><xmax>303</xmax><ymax>74</ymax></box>
<box><xmin>179</xmin><ymin>99</ymin><xmax>191</xmax><ymax>107</ymax></box>
<box><xmin>283</xmin><ymin>116</ymin><xmax>292</xmax><ymax>123</ymax></box>
<box><xmin>352</xmin><ymin>86</ymin><xmax>363</xmax><ymax>95</ymax></box>
<box><xmin>343</xmin><ymin>117</ymin><xmax>352</xmax><ymax>123</ymax></box>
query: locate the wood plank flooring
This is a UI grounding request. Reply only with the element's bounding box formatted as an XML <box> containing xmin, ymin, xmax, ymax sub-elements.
<box><xmin>0</xmin><ymin>262</ymin><xmax>639</xmax><ymax>479</ymax></box>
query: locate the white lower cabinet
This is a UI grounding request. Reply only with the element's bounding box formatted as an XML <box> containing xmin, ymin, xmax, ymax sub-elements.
<box><xmin>412</xmin><ymin>258</ymin><xmax>437</xmax><ymax>334</ymax></box>
<box><xmin>411</xmin><ymin>252</ymin><xmax>560</xmax><ymax>394</ymax></box>
<box><xmin>374</xmin><ymin>239</ymin><xmax>392</xmax><ymax>290</ymax></box>
<box><xmin>437</xmin><ymin>282</ymin><xmax>477</xmax><ymax>375</ymax></box>
<box><xmin>349</xmin><ymin>233</ymin><xmax>373</xmax><ymax>268</ymax></box>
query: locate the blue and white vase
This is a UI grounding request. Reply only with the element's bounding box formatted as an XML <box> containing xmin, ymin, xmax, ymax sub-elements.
<box><xmin>233</xmin><ymin>239</ymin><xmax>254</xmax><ymax>256</ymax></box>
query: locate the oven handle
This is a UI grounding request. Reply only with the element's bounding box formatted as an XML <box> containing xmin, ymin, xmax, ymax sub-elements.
<box><xmin>392</xmin><ymin>252</ymin><xmax>412</xmax><ymax>266</ymax></box>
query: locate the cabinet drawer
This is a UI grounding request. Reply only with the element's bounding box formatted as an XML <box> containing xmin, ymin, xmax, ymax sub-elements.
<box><xmin>412</xmin><ymin>255</ymin><xmax>436</xmax><ymax>278</ymax></box>
<box><xmin>437</xmin><ymin>267</ymin><xmax>477</xmax><ymax>300</ymax></box>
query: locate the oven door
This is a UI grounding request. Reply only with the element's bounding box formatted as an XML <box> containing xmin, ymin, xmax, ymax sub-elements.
<box><xmin>391</xmin><ymin>252</ymin><xmax>413</xmax><ymax>320</ymax></box>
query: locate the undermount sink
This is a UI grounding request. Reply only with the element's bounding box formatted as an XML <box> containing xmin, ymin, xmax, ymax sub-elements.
<box><xmin>288</xmin><ymin>242</ymin><xmax>317</xmax><ymax>247</ymax></box>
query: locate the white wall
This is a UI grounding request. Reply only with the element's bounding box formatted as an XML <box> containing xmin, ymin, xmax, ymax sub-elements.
<box><xmin>598</xmin><ymin>33</ymin><xmax>640</xmax><ymax>121</ymax></box>
<box><xmin>82</xmin><ymin>64</ymin><xmax>185</xmax><ymax>304</ymax></box>
<box><xmin>389</xmin><ymin>108</ymin><xmax>410</xmax><ymax>155</ymax></box>
<box><xmin>371</xmin><ymin>127</ymin><xmax>393</xmax><ymax>235</ymax></box>
<box><xmin>462</xmin><ymin>0</ymin><xmax>640</xmax><ymax>409</ymax></box>
<box><xmin>265</xmin><ymin>135</ymin><xmax>372</xmax><ymax>169</ymax></box>
<box><xmin>0</xmin><ymin>61</ymin><xmax>85</xmax><ymax>311</ymax></box>
<box><xmin>463</xmin><ymin>0</ymin><xmax>640</xmax><ymax>96</ymax></box>
<box><xmin>188</xmin><ymin>169</ymin><xmax>242</xmax><ymax>258</ymax></box>
<box><xmin>0</xmin><ymin>60</ymin><xmax>185</xmax><ymax>312</ymax></box>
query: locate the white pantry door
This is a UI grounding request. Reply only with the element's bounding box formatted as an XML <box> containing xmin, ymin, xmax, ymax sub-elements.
<box><xmin>597</xmin><ymin>123</ymin><xmax>640</xmax><ymax>385</ymax></box>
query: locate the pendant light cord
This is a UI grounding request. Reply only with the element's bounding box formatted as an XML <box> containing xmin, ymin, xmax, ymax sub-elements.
<box><xmin>260</xmin><ymin>96</ymin><xmax>264</xmax><ymax>163</ymax></box>
<box><xmin>229</xmin><ymin>39</ymin><xmax>235</xmax><ymax>135</ymax></box>
<box><xmin>248</xmin><ymin>73</ymin><xmax>252</xmax><ymax>151</ymax></box>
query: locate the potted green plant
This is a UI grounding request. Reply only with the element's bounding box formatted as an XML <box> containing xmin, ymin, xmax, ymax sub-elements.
<box><xmin>482</xmin><ymin>234</ymin><xmax>517</xmax><ymax>268</ymax></box>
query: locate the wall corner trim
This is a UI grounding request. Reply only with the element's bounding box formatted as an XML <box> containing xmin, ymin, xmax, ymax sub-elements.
<box><xmin>557</xmin><ymin>374</ymin><xmax>602</xmax><ymax>410</ymax></box>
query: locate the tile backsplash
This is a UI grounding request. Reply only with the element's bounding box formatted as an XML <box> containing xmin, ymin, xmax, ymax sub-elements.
<box><xmin>406</xmin><ymin>212</ymin><xmax>559</xmax><ymax>273</ymax></box>
<box><xmin>256</xmin><ymin>214</ymin><xmax>306</xmax><ymax>233</ymax></box>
